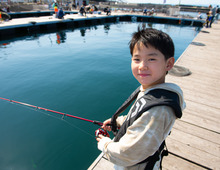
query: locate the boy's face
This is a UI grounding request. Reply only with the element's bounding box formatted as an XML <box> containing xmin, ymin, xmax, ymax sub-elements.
<box><xmin>131</xmin><ymin>43</ymin><xmax>174</xmax><ymax>90</ymax></box>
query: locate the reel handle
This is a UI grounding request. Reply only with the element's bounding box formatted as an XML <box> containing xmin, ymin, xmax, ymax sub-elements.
<box><xmin>95</xmin><ymin>128</ymin><xmax>110</xmax><ymax>137</ymax></box>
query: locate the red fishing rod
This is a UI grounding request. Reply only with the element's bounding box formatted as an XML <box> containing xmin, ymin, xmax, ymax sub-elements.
<box><xmin>0</xmin><ymin>97</ymin><xmax>110</xmax><ymax>137</ymax></box>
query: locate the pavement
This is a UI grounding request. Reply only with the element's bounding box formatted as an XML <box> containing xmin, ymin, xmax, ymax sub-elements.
<box><xmin>0</xmin><ymin>11</ymin><xmax>182</xmax><ymax>28</ymax></box>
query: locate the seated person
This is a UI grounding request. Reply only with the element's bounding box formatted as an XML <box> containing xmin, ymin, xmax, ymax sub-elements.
<box><xmin>143</xmin><ymin>8</ymin><xmax>147</xmax><ymax>15</ymax></box>
<box><xmin>104</xmin><ymin>7</ymin><xmax>111</xmax><ymax>15</ymax></box>
<box><xmin>57</xmin><ymin>8</ymin><xmax>65</xmax><ymax>19</ymax></box>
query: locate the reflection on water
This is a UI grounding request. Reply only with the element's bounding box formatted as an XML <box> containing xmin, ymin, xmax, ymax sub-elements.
<box><xmin>104</xmin><ymin>24</ymin><xmax>111</xmax><ymax>34</ymax></box>
<box><xmin>56</xmin><ymin>32</ymin><xmax>66</xmax><ymax>44</ymax></box>
<box><xmin>0</xmin><ymin>42</ymin><xmax>10</xmax><ymax>47</ymax></box>
<box><xmin>80</xmin><ymin>28</ymin><xmax>86</xmax><ymax>37</ymax></box>
<box><xmin>0</xmin><ymin>22</ymin><xmax>200</xmax><ymax>170</ymax></box>
<box><xmin>0</xmin><ymin>22</ymin><xmax>201</xmax><ymax>53</ymax></box>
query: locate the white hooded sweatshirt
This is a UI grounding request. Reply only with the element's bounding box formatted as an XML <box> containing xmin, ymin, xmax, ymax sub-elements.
<box><xmin>98</xmin><ymin>83</ymin><xmax>186</xmax><ymax>170</ymax></box>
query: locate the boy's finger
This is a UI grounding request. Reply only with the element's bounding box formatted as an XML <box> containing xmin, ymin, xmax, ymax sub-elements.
<box><xmin>96</xmin><ymin>137</ymin><xmax>100</xmax><ymax>142</ymax></box>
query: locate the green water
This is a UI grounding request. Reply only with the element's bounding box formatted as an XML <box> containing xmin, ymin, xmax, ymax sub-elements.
<box><xmin>0</xmin><ymin>22</ymin><xmax>200</xmax><ymax>170</ymax></box>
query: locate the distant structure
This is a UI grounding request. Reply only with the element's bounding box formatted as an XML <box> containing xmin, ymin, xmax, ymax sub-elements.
<box><xmin>1</xmin><ymin>0</ymin><xmax>89</xmax><ymax>5</ymax></box>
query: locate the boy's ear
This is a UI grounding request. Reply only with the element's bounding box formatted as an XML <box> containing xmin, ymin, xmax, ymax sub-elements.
<box><xmin>166</xmin><ymin>57</ymin><xmax>175</xmax><ymax>71</ymax></box>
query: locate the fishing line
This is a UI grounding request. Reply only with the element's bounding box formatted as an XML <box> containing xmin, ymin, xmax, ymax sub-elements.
<box><xmin>9</xmin><ymin>100</ymin><xmax>95</xmax><ymax>138</ymax></box>
<box><xmin>0</xmin><ymin>97</ymin><xmax>107</xmax><ymax>138</ymax></box>
<box><xmin>38</xmin><ymin>106</ymin><xmax>96</xmax><ymax>138</ymax></box>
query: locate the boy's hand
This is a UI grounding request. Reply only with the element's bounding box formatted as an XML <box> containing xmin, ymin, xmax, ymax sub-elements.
<box><xmin>96</xmin><ymin>134</ymin><xmax>103</xmax><ymax>142</ymax></box>
<box><xmin>96</xmin><ymin>134</ymin><xmax>112</xmax><ymax>152</ymax></box>
<box><xmin>102</xmin><ymin>118</ymin><xmax>112</xmax><ymax>131</ymax></box>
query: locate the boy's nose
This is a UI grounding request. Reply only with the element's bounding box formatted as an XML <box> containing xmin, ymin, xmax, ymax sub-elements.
<box><xmin>139</xmin><ymin>61</ymin><xmax>148</xmax><ymax>70</ymax></box>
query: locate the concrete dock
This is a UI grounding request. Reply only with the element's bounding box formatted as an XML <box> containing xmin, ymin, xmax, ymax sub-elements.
<box><xmin>0</xmin><ymin>11</ymin><xmax>204</xmax><ymax>40</ymax></box>
<box><xmin>88</xmin><ymin>22</ymin><xmax>220</xmax><ymax>169</ymax></box>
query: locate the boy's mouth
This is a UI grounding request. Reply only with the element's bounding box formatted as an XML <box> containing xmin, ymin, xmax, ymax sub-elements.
<box><xmin>138</xmin><ymin>73</ymin><xmax>150</xmax><ymax>77</ymax></box>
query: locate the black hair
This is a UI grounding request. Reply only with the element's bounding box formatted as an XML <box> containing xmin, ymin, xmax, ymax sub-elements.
<box><xmin>129</xmin><ymin>24</ymin><xmax>175</xmax><ymax>60</ymax></box>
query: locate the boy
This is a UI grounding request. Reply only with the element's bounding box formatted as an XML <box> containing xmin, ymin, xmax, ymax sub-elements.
<box><xmin>96</xmin><ymin>26</ymin><xmax>185</xmax><ymax>170</ymax></box>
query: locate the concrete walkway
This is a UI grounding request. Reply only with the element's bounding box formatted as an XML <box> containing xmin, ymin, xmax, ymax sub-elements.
<box><xmin>0</xmin><ymin>12</ymin><xmax>106</xmax><ymax>27</ymax></box>
<box><xmin>88</xmin><ymin>22</ymin><xmax>220</xmax><ymax>170</ymax></box>
<box><xmin>0</xmin><ymin>11</ymin><xmax>198</xmax><ymax>28</ymax></box>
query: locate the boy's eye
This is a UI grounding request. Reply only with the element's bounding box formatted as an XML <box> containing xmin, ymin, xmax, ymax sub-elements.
<box><xmin>132</xmin><ymin>58</ymin><xmax>140</xmax><ymax>62</ymax></box>
<box><xmin>149</xmin><ymin>58</ymin><xmax>156</xmax><ymax>61</ymax></box>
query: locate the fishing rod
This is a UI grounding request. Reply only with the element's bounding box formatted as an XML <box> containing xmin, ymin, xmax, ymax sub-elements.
<box><xmin>0</xmin><ymin>97</ymin><xmax>110</xmax><ymax>137</ymax></box>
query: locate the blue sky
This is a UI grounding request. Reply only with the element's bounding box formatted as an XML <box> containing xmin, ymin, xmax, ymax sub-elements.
<box><xmin>121</xmin><ymin>0</ymin><xmax>219</xmax><ymax>7</ymax></box>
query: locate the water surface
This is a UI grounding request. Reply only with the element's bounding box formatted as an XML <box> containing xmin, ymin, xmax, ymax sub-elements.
<box><xmin>0</xmin><ymin>22</ymin><xmax>200</xmax><ymax>170</ymax></box>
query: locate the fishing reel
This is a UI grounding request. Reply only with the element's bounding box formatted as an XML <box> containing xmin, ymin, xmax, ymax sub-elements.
<box><xmin>95</xmin><ymin>128</ymin><xmax>110</xmax><ymax>137</ymax></box>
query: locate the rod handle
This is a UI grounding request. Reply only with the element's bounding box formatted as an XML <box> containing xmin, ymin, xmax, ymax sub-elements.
<box><xmin>93</xmin><ymin>120</ymin><xmax>112</xmax><ymax>127</ymax></box>
<box><xmin>93</xmin><ymin>120</ymin><xmax>103</xmax><ymax>126</ymax></box>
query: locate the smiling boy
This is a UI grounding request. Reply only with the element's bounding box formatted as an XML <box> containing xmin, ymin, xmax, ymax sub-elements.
<box><xmin>96</xmin><ymin>26</ymin><xmax>185</xmax><ymax>170</ymax></box>
<box><xmin>131</xmin><ymin>42</ymin><xmax>174</xmax><ymax>89</ymax></box>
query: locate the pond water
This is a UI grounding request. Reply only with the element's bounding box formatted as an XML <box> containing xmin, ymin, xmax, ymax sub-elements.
<box><xmin>0</xmin><ymin>22</ymin><xmax>200</xmax><ymax>170</ymax></box>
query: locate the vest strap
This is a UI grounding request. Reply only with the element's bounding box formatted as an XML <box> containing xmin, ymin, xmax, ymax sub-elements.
<box><xmin>138</xmin><ymin>141</ymin><xmax>167</xmax><ymax>170</ymax></box>
<box><xmin>111</xmin><ymin>86</ymin><xmax>141</xmax><ymax>135</ymax></box>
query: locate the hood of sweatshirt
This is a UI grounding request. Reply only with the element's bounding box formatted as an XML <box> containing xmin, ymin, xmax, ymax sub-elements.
<box><xmin>141</xmin><ymin>83</ymin><xmax>186</xmax><ymax>111</ymax></box>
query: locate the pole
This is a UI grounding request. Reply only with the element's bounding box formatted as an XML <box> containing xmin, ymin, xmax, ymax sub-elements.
<box><xmin>0</xmin><ymin>97</ymin><xmax>103</xmax><ymax>126</ymax></box>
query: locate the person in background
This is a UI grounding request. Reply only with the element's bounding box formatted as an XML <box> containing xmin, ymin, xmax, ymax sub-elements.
<box><xmin>0</xmin><ymin>11</ymin><xmax>2</xmax><ymax>23</ymax></box>
<box><xmin>72</xmin><ymin>3</ymin><xmax>76</xmax><ymax>10</ymax></box>
<box><xmin>197</xmin><ymin>12</ymin><xmax>202</xmax><ymax>20</ymax></box>
<box><xmin>6</xmin><ymin>6</ymin><xmax>10</xmax><ymax>13</ymax></box>
<box><xmin>79</xmin><ymin>5</ymin><xmax>86</xmax><ymax>16</ymax></box>
<box><xmin>52</xmin><ymin>2</ymin><xmax>58</xmax><ymax>9</ymax></box>
<box><xmin>0</xmin><ymin>7</ymin><xmax>11</xmax><ymax>21</ymax></box>
<box><xmin>205</xmin><ymin>11</ymin><xmax>212</xmax><ymax>28</ymax></box>
<box><xmin>104</xmin><ymin>7</ymin><xmax>111</xmax><ymax>16</ymax></box>
<box><xmin>54</xmin><ymin>4</ymin><xmax>58</xmax><ymax>18</ymax></box>
<box><xmin>216</xmin><ymin>5</ymin><xmax>219</xmax><ymax>20</ymax></box>
<box><xmin>57</xmin><ymin>8</ymin><xmax>65</xmax><ymax>19</ymax></box>
<box><xmin>209</xmin><ymin>5</ymin><xmax>217</xmax><ymax>27</ymax></box>
<box><xmin>143</xmin><ymin>8</ymin><xmax>147</xmax><ymax>15</ymax></box>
